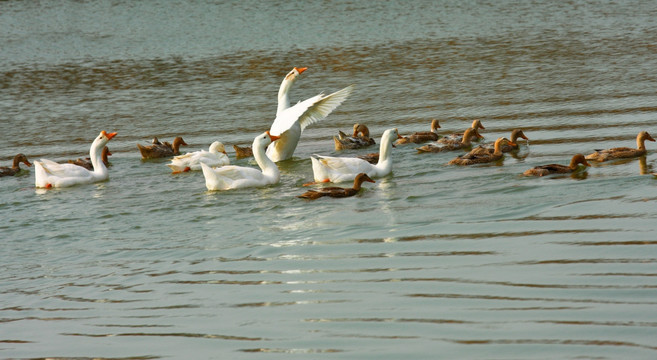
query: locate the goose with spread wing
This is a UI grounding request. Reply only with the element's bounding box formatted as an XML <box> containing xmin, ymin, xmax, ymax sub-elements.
<box><xmin>266</xmin><ymin>68</ymin><xmax>353</xmax><ymax>162</ymax></box>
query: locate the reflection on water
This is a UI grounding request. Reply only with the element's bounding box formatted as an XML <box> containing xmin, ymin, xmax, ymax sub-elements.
<box><xmin>2</xmin><ymin>0</ymin><xmax>657</xmax><ymax>359</ymax></box>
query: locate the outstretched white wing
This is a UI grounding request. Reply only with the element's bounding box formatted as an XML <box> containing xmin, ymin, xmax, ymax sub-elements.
<box><xmin>269</xmin><ymin>85</ymin><xmax>354</xmax><ymax>136</ymax></box>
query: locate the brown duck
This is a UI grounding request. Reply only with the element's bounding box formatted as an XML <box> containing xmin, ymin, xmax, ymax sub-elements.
<box><xmin>395</xmin><ymin>119</ymin><xmax>441</xmax><ymax>145</ymax></box>
<box><xmin>138</xmin><ymin>136</ymin><xmax>187</xmax><ymax>159</ymax></box>
<box><xmin>416</xmin><ymin>127</ymin><xmax>479</xmax><ymax>153</ymax></box>
<box><xmin>448</xmin><ymin>137</ymin><xmax>514</xmax><ymax>165</ymax></box>
<box><xmin>334</xmin><ymin>124</ymin><xmax>376</xmax><ymax>150</ymax></box>
<box><xmin>523</xmin><ymin>154</ymin><xmax>590</xmax><ymax>176</ymax></box>
<box><xmin>586</xmin><ymin>131</ymin><xmax>655</xmax><ymax>161</ymax></box>
<box><xmin>439</xmin><ymin>119</ymin><xmax>485</xmax><ymax>143</ymax></box>
<box><xmin>0</xmin><ymin>153</ymin><xmax>32</xmax><ymax>177</ymax></box>
<box><xmin>68</xmin><ymin>146</ymin><xmax>111</xmax><ymax>170</ymax></box>
<box><xmin>357</xmin><ymin>152</ymin><xmax>379</xmax><ymax>164</ymax></box>
<box><xmin>469</xmin><ymin>129</ymin><xmax>529</xmax><ymax>155</ymax></box>
<box><xmin>298</xmin><ymin>173</ymin><xmax>375</xmax><ymax>200</ymax></box>
<box><xmin>233</xmin><ymin>144</ymin><xmax>254</xmax><ymax>159</ymax></box>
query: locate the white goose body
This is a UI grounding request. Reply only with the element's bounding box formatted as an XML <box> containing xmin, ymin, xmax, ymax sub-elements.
<box><xmin>34</xmin><ymin>131</ymin><xmax>117</xmax><ymax>188</ymax></box>
<box><xmin>201</xmin><ymin>132</ymin><xmax>280</xmax><ymax>191</ymax></box>
<box><xmin>311</xmin><ymin>128</ymin><xmax>400</xmax><ymax>183</ymax></box>
<box><xmin>266</xmin><ymin>68</ymin><xmax>353</xmax><ymax>162</ymax></box>
<box><xmin>167</xmin><ymin>141</ymin><xmax>229</xmax><ymax>172</ymax></box>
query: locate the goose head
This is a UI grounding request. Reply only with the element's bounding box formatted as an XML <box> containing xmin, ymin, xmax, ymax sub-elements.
<box><xmin>253</xmin><ymin>131</ymin><xmax>281</xmax><ymax>149</ymax></box>
<box><xmin>285</xmin><ymin>66</ymin><xmax>308</xmax><ymax>82</ymax></box>
<box><xmin>209</xmin><ymin>141</ymin><xmax>227</xmax><ymax>154</ymax></box>
<box><xmin>97</xmin><ymin>130</ymin><xmax>117</xmax><ymax>146</ymax></box>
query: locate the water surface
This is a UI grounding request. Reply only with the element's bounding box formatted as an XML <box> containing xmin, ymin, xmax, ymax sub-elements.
<box><xmin>2</xmin><ymin>1</ymin><xmax>657</xmax><ymax>359</ymax></box>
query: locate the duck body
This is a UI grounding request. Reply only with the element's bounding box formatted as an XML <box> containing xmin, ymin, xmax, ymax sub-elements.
<box><xmin>311</xmin><ymin>128</ymin><xmax>401</xmax><ymax>183</ymax></box>
<box><xmin>233</xmin><ymin>144</ymin><xmax>254</xmax><ymax>159</ymax></box>
<box><xmin>416</xmin><ymin>128</ymin><xmax>477</xmax><ymax>153</ymax></box>
<box><xmin>138</xmin><ymin>136</ymin><xmax>187</xmax><ymax>159</ymax></box>
<box><xmin>440</xmin><ymin>119</ymin><xmax>485</xmax><ymax>143</ymax></box>
<box><xmin>201</xmin><ymin>132</ymin><xmax>280</xmax><ymax>191</ymax></box>
<box><xmin>34</xmin><ymin>131</ymin><xmax>117</xmax><ymax>188</ymax></box>
<box><xmin>448</xmin><ymin>137</ymin><xmax>513</xmax><ymax>165</ymax></box>
<box><xmin>523</xmin><ymin>154</ymin><xmax>590</xmax><ymax>176</ymax></box>
<box><xmin>469</xmin><ymin>129</ymin><xmax>529</xmax><ymax>155</ymax></box>
<box><xmin>167</xmin><ymin>141</ymin><xmax>229</xmax><ymax>173</ymax></box>
<box><xmin>68</xmin><ymin>146</ymin><xmax>111</xmax><ymax>171</ymax></box>
<box><xmin>334</xmin><ymin>127</ymin><xmax>376</xmax><ymax>150</ymax></box>
<box><xmin>357</xmin><ymin>153</ymin><xmax>379</xmax><ymax>164</ymax></box>
<box><xmin>266</xmin><ymin>82</ymin><xmax>354</xmax><ymax>162</ymax></box>
<box><xmin>585</xmin><ymin>131</ymin><xmax>655</xmax><ymax>161</ymax></box>
<box><xmin>395</xmin><ymin>119</ymin><xmax>441</xmax><ymax>145</ymax></box>
<box><xmin>0</xmin><ymin>153</ymin><xmax>32</xmax><ymax>177</ymax></box>
<box><xmin>298</xmin><ymin>173</ymin><xmax>375</xmax><ymax>200</ymax></box>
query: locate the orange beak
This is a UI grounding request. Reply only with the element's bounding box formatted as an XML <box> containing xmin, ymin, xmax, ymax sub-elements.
<box><xmin>102</xmin><ymin>131</ymin><xmax>118</xmax><ymax>140</ymax></box>
<box><xmin>266</xmin><ymin>131</ymin><xmax>281</xmax><ymax>142</ymax></box>
<box><xmin>24</xmin><ymin>160</ymin><xmax>32</xmax><ymax>167</ymax></box>
<box><xmin>294</xmin><ymin>67</ymin><xmax>308</xmax><ymax>74</ymax></box>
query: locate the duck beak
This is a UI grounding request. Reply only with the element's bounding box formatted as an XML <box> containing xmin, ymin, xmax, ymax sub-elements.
<box><xmin>648</xmin><ymin>134</ymin><xmax>656</xmax><ymax>142</ymax></box>
<box><xmin>365</xmin><ymin>176</ymin><xmax>375</xmax><ymax>183</ymax></box>
<box><xmin>294</xmin><ymin>67</ymin><xmax>308</xmax><ymax>74</ymax></box>
<box><xmin>24</xmin><ymin>160</ymin><xmax>32</xmax><ymax>167</ymax></box>
<box><xmin>583</xmin><ymin>160</ymin><xmax>591</xmax><ymax>167</ymax></box>
<box><xmin>266</xmin><ymin>131</ymin><xmax>281</xmax><ymax>142</ymax></box>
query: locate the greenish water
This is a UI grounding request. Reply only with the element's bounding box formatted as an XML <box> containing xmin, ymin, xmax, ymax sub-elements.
<box><xmin>2</xmin><ymin>1</ymin><xmax>657</xmax><ymax>359</ymax></box>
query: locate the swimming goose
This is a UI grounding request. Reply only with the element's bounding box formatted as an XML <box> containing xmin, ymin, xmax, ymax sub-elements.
<box><xmin>395</xmin><ymin>119</ymin><xmax>441</xmax><ymax>145</ymax></box>
<box><xmin>34</xmin><ymin>131</ymin><xmax>117</xmax><ymax>188</ymax></box>
<box><xmin>167</xmin><ymin>141</ymin><xmax>229</xmax><ymax>173</ymax></box>
<box><xmin>523</xmin><ymin>154</ymin><xmax>590</xmax><ymax>176</ymax></box>
<box><xmin>585</xmin><ymin>131</ymin><xmax>655</xmax><ymax>161</ymax></box>
<box><xmin>310</xmin><ymin>128</ymin><xmax>401</xmax><ymax>183</ymax></box>
<box><xmin>266</xmin><ymin>76</ymin><xmax>354</xmax><ymax>161</ymax></box>
<box><xmin>0</xmin><ymin>153</ymin><xmax>32</xmax><ymax>177</ymax></box>
<box><xmin>229</xmin><ymin>67</ymin><xmax>309</xmax><ymax>159</ymax></box>
<box><xmin>298</xmin><ymin>173</ymin><xmax>375</xmax><ymax>200</ymax></box>
<box><xmin>200</xmin><ymin>132</ymin><xmax>280</xmax><ymax>191</ymax></box>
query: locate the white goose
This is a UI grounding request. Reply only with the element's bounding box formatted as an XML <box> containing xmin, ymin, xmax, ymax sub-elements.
<box><xmin>277</xmin><ymin>67</ymin><xmax>307</xmax><ymax>116</ymax></box>
<box><xmin>167</xmin><ymin>141</ymin><xmax>230</xmax><ymax>173</ymax></box>
<box><xmin>310</xmin><ymin>128</ymin><xmax>401</xmax><ymax>183</ymax></box>
<box><xmin>201</xmin><ymin>132</ymin><xmax>280</xmax><ymax>191</ymax></box>
<box><xmin>266</xmin><ymin>68</ymin><xmax>354</xmax><ymax>162</ymax></box>
<box><xmin>34</xmin><ymin>131</ymin><xmax>117</xmax><ymax>188</ymax></box>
